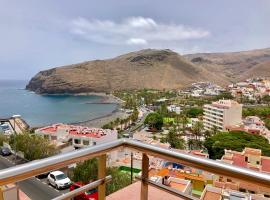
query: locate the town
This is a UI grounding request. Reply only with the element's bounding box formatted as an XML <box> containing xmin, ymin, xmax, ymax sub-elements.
<box><xmin>1</xmin><ymin>77</ymin><xmax>270</xmax><ymax>199</ymax></box>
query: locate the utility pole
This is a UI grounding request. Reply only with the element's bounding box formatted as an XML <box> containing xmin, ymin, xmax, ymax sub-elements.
<box><xmin>130</xmin><ymin>152</ymin><xmax>133</xmax><ymax>184</ymax></box>
<box><xmin>12</xmin><ymin>114</ymin><xmax>21</xmax><ymax>165</ymax></box>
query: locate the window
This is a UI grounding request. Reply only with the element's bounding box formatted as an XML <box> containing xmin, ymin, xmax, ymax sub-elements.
<box><xmin>239</xmin><ymin>188</ymin><xmax>246</xmax><ymax>193</ymax></box>
<box><xmin>256</xmin><ymin>161</ymin><xmax>260</xmax><ymax>165</ymax></box>
<box><xmin>227</xmin><ymin>178</ymin><xmax>232</xmax><ymax>182</ymax></box>
<box><xmin>83</xmin><ymin>140</ymin><xmax>89</xmax><ymax>146</ymax></box>
<box><xmin>245</xmin><ymin>157</ymin><xmax>248</xmax><ymax>162</ymax></box>
<box><xmin>248</xmin><ymin>190</ymin><xmax>255</xmax><ymax>194</ymax></box>
<box><xmin>264</xmin><ymin>194</ymin><xmax>270</xmax><ymax>198</ymax></box>
<box><xmin>74</xmin><ymin>139</ymin><xmax>81</xmax><ymax>144</ymax></box>
<box><xmin>50</xmin><ymin>174</ymin><xmax>55</xmax><ymax>180</ymax></box>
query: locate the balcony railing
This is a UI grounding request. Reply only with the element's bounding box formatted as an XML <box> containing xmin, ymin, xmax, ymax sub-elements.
<box><xmin>1</xmin><ymin>139</ymin><xmax>270</xmax><ymax>200</ymax></box>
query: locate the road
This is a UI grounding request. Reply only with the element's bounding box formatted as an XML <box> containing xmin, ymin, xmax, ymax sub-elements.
<box><xmin>122</xmin><ymin>112</ymin><xmax>148</xmax><ymax>138</ymax></box>
<box><xmin>0</xmin><ymin>155</ymin><xmax>69</xmax><ymax>200</ymax></box>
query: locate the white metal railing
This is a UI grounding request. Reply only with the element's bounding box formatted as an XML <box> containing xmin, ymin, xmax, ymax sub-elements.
<box><xmin>1</xmin><ymin>139</ymin><xmax>270</xmax><ymax>200</ymax></box>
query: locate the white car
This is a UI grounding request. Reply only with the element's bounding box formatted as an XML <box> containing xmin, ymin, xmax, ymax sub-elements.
<box><xmin>47</xmin><ymin>171</ymin><xmax>71</xmax><ymax>189</ymax></box>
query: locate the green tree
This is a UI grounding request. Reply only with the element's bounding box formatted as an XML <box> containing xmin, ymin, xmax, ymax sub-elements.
<box><xmin>188</xmin><ymin>139</ymin><xmax>203</xmax><ymax>150</ymax></box>
<box><xmin>72</xmin><ymin>158</ymin><xmax>130</xmax><ymax>195</ymax></box>
<box><xmin>192</xmin><ymin>121</ymin><xmax>204</xmax><ymax>141</ymax></box>
<box><xmin>204</xmin><ymin>131</ymin><xmax>270</xmax><ymax>159</ymax></box>
<box><xmin>166</xmin><ymin>127</ymin><xmax>185</xmax><ymax>149</ymax></box>
<box><xmin>9</xmin><ymin>132</ymin><xmax>59</xmax><ymax>161</ymax></box>
<box><xmin>262</xmin><ymin>95</ymin><xmax>270</xmax><ymax>105</ymax></box>
<box><xmin>144</xmin><ymin>112</ymin><xmax>163</xmax><ymax>131</ymax></box>
<box><xmin>185</xmin><ymin>107</ymin><xmax>204</xmax><ymax>118</ymax></box>
<box><xmin>264</xmin><ymin>118</ymin><xmax>270</xmax><ymax>130</ymax></box>
<box><xmin>0</xmin><ymin>135</ymin><xmax>8</xmax><ymax>146</ymax></box>
<box><xmin>180</xmin><ymin>115</ymin><xmax>189</xmax><ymax>131</ymax></box>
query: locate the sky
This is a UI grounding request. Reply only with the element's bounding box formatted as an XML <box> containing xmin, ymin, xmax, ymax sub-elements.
<box><xmin>0</xmin><ymin>0</ymin><xmax>270</xmax><ymax>80</ymax></box>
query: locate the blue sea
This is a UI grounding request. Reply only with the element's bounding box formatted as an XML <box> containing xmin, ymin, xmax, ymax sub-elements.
<box><xmin>0</xmin><ymin>80</ymin><xmax>118</xmax><ymax>127</ymax></box>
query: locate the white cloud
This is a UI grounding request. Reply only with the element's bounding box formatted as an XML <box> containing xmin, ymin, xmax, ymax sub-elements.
<box><xmin>70</xmin><ymin>16</ymin><xmax>210</xmax><ymax>46</ymax></box>
<box><xmin>126</xmin><ymin>38</ymin><xmax>148</xmax><ymax>45</ymax></box>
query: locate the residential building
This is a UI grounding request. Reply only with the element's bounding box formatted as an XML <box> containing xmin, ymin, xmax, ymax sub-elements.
<box><xmin>167</xmin><ymin>105</ymin><xmax>181</xmax><ymax>114</ymax></box>
<box><xmin>226</xmin><ymin>116</ymin><xmax>270</xmax><ymax>141</ymax></box>
<box><xmin>35</xmin><ymin>123</ymin><xmax>117</xmax><ymax>148</ymax></box>
<box><xmin>213</xmin><ymin>148</ymin><xmax>270</xmax><ymax>197</ymax></box>
<box><xmin>200</xmin><ymin>185</ymin><xmax>268</xmax><ymax>200</ymax></box>
<box><xmin>203</xmin><ymin>99</ymin><xmax>242</xmax><ymax>131</ymax></box>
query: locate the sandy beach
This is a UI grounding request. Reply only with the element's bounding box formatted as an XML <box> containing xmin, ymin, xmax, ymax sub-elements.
<box><xmin>73</xmin><ymin>93</ymin><xmax>128</xmax><ymax>128</ymax></box>
<box><xmin>75</xmin><ymin>109</ymin><xmax>129</xmax><ymax>128</ymax></box>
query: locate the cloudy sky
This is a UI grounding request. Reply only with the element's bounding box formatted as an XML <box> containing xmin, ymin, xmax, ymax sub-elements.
<box><xmin>1</xmin><ymin>0</ymin><xmax>270</xmax><ymax>80</ymax></box>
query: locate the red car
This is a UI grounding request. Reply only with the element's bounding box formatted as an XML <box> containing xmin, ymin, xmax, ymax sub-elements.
<box><xmin>70</xmin><ymin>182</ymin><xmax>98</xmax><ymax>200</ymax></box>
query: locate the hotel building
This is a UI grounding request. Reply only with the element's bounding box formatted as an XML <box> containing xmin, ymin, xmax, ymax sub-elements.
<box><xmin>203</xmin><ymin>99</ymin><xmax>242</xmax><ymax>131</ymax></box>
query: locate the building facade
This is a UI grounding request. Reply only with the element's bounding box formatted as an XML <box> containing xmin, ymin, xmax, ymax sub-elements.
<box><xmin>203</xmin><ymin>100</ymin><xmax>242</xmax><ymax>131</ymax></box>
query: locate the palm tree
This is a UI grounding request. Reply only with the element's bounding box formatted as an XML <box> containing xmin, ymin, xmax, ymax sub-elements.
<box><xmin>181</xmin><ymin>115</ymin><xmax>188</xmax><ymax>131</ymax></box>
<box><xmin>211</xmin><ymin>125</ymin><xmax>219</xmax><ymax>136</ymax></box>
<box><xmin>192</xmin><ymin>121</ymin><xmax>204</xmax><ymax>141</ymax></box>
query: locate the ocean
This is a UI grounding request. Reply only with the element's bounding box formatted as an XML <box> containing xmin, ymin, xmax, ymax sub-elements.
<box><xmin>0</xmin><ymin>80</ymin><xmax>118</xmax><ymax>127</ymax></box>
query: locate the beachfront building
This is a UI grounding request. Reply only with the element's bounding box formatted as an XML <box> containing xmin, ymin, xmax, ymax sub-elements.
<box><xmin>35</xmin><ymin>123</ymin><xmax>117</xmax><ymax>148</ymax></box>
<box><xmin>203</xmin><ymin>99</ymin><xmax>242</xmax><ymax>131</ymax></box>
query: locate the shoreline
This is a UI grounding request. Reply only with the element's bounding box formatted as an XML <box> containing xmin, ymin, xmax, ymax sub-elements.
<box><xmin>72</xmin><ymin>106</ymin><xmax>128</xmax><ymax>128</ymax></box>
<box><xmin>23</xmin><ymin>89</ymin><xmax>126</xmax><ymax>128</ymax></box>
<box><xmin>29</xmin><ymin>90</ymin><xmax>124</xmax><ymax>104</ymax></box>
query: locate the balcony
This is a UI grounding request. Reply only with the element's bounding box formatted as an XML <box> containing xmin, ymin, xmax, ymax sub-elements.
<box><xmin>1</xmin><ymin>139</ymin><xmax>270</xmax><ymax>200</ymax></box>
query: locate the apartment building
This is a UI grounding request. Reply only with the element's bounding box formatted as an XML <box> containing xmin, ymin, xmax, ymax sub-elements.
<box><xmin>35</xmin><ymin>123</ymin><xmax>117</xmax><ymax>148</ymax></box>
<box><xmin>200</xmin><ymin>185</ymin><xmax>268</xmax><ymax>200</ymax></box>
<box><xmin>203</xmin><ymin>99</ymin><xmax>242</xmax><ymax>131</ymax></box>
<box><xmin>213</xmin><ymin>148</ymin><xmax>270</xmax><ymax>198</ymax></box>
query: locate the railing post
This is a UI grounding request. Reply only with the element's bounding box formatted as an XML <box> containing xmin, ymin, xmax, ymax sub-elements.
<box><xmin>141</xmin><ymin>153</ymin><xmax>149</xmax><ymax>200</ymax></box>
<box><xmin>0</xmin><ymin>187</ymin><xmax>3</xmax><ymax>200</ymax></box>
<box><xmin>98</xmin><ymin>154</ymin><xmax>106</xmax><ymax>200</ymax></box>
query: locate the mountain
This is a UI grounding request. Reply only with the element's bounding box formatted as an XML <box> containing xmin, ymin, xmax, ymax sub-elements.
<box><xmin>26</xmin><ymin>49</ymin><xmax>224</xmax><ymax>94</ymax></box>
<box><xmin>242</xmin><ymin>61</ymin><xmax>270</xmax><ymax>79</ymax></box>
<box><xmin>184</xmin><ymin>48</ymin><xmax>270</xmax><ymax>81</ymax></box>
<box><xmin>26</xmin><ymin>48</ymin><xmax>270</xmax><ymax>94</ymax></box>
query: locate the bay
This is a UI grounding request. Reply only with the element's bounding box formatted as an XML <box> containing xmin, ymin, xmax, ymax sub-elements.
<box><xmin>0</xmin><ymin>80</ymin><xmax>117</xmax><ymax>127</ymax></box>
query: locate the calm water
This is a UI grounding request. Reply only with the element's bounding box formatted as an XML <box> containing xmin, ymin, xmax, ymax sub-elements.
<box><xmin>0</xmin><ymin>80</ymin><xmax>117</xmax><ymax>127</ymax></box>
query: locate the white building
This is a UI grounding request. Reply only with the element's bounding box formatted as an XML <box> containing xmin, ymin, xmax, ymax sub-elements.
<box><xmin>203</xmin><ymin>100</ymin><xmax>242</xmax><ymax>131</ymax></box>
<box><xmin>167</xmin><ymin>105</ymin><xmax>181</xmax><ymax>114</ymax></box>
<box><xmin>35</xmin><ymin>123</ymin><xmax>117</xmax><ymax>148</ymax></box>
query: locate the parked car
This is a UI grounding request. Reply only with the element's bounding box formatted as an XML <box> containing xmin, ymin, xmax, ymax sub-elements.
<box><xmin>0</xmin><ymin>147</ymin><xmax>12</xmax><ymax>156</ymax></box>
<box><xmin>47</xmin><ymin>171</ymin><xmax>71</xmax><ymax>189</ymax></box>
<box><xmin>36</xmin><ymin>171</ymin><xmax>50</xmax><ymax>179</ymax></box>
<box><xmin>70</xmin><ymin>182</ymin><xmax>98</xmax><ymax>200</ymax></box>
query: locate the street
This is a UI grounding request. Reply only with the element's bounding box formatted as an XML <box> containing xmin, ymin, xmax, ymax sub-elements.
<box><xmin>0</xmin><ymin>155</ymin><xmax>69</xmax><ymax>200</ymax></box>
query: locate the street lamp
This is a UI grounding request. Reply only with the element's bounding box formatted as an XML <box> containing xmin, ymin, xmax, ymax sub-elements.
<box><xmin>12</xmin><ymin>114</ymin><xmax>21</xmax><ymax>165</ymax></box>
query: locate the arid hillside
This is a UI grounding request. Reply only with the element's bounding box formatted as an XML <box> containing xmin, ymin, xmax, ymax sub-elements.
<box><xmin>26</xmin><ymin>48</ymin><xmax>270</xmax><ymax>94</ymax></box>
<box><xmin>26</xmin><ymin>49</ymin><xmax>224</xmax><ymax>94</ymax></box>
